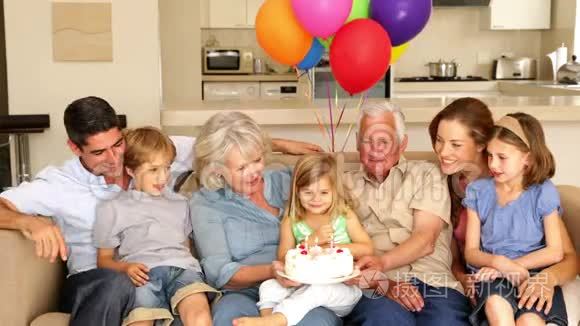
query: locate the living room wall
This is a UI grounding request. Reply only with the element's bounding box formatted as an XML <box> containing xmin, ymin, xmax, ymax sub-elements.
<box><xmin>3</xmin><ymin>0</ymin><xmax>162</xmax><ymax>174</ymax></box>
<box><xmin>0</xmin><ymin>1</ymin><xmax>10</xmax><ymax>189</ymax></box>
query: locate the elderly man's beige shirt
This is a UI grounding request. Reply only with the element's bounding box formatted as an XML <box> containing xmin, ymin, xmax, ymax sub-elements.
<box><xmin>344</xmin><ymin>158</ymin><xmax>463</xmax><ymax>293</ymax></box>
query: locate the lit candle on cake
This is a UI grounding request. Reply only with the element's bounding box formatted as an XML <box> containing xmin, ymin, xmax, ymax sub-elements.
<box><xmin>330</xmin><ymin>232</ymin><xmax>335</xmax><ymax>249</ymax></box>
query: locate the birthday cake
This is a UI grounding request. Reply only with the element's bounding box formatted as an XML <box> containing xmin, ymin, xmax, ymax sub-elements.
<box><xmin>285</xmin><ymin>244</ymin><xmax>354</xmax><ymax>281</ymax></box>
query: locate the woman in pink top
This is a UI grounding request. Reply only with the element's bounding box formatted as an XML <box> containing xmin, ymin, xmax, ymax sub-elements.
<box><xmin>429</xmin><ymin>98</ymin><xmax>578</xmax><ymax>312</ymax></box>
<box><xmin>429</xmin><ymin>98</ymin><xmax>493</xmax><ymax>303</ymax></box>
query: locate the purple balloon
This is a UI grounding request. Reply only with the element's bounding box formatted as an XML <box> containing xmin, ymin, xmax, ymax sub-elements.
<box><xmin>370</xmin><ymin>0</ymin><xmax>432</xmax><ymax>46</ymax></box>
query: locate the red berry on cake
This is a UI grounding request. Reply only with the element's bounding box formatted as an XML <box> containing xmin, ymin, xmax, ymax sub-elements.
<box><xmin>300</xmin><ymin>250</ymin><xmax>308</xmax><ymax>255</ymax></box>
<box><xmin>299</xmin><ymin>244</ymin><xmax>305</xmax><ymax>250</ymax></box>
<box><xmin>337</xmin><ymin>249</ymin><xmax>344</xmax><ymax>253</ymax></box>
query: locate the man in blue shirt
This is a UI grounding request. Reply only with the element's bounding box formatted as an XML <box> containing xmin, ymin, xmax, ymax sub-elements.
<box><xmin>0</xmin><ymin>96</ymin><xmax>321</xmax><ymax>325</ymax></box>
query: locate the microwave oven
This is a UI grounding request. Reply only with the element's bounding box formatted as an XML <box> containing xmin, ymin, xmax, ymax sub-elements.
<box><xmin>203</xmin><ymin>47</ymin><xmax>254</xmax><ymax>74</ymax></box>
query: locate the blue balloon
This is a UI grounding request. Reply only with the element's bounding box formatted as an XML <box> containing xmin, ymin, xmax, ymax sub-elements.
<box><xmin>297</xmin><ymin>39</ymin><xmax>324</xmax><ymax>70</ymax></box>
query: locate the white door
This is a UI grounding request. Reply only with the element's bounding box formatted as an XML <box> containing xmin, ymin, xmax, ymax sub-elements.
<box><xmin>209</xmin><ymin>0</ymin><xmax>247</xmax><ymax>28</ymax></box>
<box><xmin>203</xmin><ymin>82</ymin><xmax>260</xmax><ymax>100</ymax></box>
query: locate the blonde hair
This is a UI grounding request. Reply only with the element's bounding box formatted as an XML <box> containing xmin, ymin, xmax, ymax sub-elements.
<box><xmin>490</xmin><ymin>112</ymin><xmax>555</xmax><ymax>189</ymax></box>
<box><xmin>194</xmin><ymin>112</ymin><xmax>270</xmax><ymax>190</ymax></box>
<box><xmin>285</xmin><ymin>154</ymin><xmax>353</xmax><ymax>222</ymax></box>
<box><xmin>124</xmin><ymin>126</ymin><xmax>176</xmax><ymax>170</ymax></box>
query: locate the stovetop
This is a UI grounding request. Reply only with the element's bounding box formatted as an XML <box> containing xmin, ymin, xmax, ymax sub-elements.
<box><xmin>397</xmin><ymin>76</ymin><xmax>488</xmax><ymax>82</ymax></box>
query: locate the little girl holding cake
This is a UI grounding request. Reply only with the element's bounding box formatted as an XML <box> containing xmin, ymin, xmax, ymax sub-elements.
<box><xmin>234</xmin><ymin>154</ymin><xmax>374</xmax><ymax>326</ymax></box>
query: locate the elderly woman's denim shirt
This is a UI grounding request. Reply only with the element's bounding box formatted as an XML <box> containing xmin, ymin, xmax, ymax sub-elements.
<box><xmin>189</xmin><ymin>168</ymin><xmax>291</xmax><ymax>290</ymax></box>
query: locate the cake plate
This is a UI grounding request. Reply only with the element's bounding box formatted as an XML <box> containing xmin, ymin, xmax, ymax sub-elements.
<box><xmin>276</xmin><ymin>269</ymin><xmax>361</xmax><ymax>285</ymax></box>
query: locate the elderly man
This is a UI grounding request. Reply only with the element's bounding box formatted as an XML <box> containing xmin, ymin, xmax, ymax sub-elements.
<box><xmin>343</xmin><ymin>101</ymin><xmax>471</xmax><ymax>326</ymax></box>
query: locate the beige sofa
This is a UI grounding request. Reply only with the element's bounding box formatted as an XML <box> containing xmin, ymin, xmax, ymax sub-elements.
<box><xmin>1</xmin><ymin>152</ymin><xmax>578</xmax><ymax>326</ymax></box>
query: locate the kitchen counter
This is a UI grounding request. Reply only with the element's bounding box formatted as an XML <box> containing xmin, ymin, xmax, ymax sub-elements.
<box><xmin>161</xmin><ymin>95</ymin><xmax>580</xmax><ymax>186</ymax></box>
<box><xmin>202</xmin><ymin>73</ymin><xmax>298</xmax><ymax>82</ymax></box>
<box><xmin>393</xmin><ymin>80</ymin><xmax>580</xmax><ymax>97</ymax></box>
<box><xmin>501</xmin><ymin>80</ymin><xmax>580</xmax><ymax>88</ymax></box>
<box><xmin>394</xmin><ymin>81</ymin><xmax>499</xmax><ymax>93</ymax></box>
<box><xmin>162</xmin><ymin>96</ymin><xmax>580</xmax><ymax>127</ymax></box>
<box><xmin>498</xmin><ymin>80</ymin><xmax>580</xmax><ymax>96</ymax></box>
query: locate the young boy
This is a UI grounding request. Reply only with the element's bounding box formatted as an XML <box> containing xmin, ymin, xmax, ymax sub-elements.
<box><xmin>93</xmin><ymin>127</ymin><xmax>219</xmax><ymax>326</ymax></box>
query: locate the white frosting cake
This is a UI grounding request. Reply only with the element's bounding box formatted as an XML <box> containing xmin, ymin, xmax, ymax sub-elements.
<box><xmin>285</xmin><ymin>244</ymin><xmax>354</xmax><ymax>281</ymax></box>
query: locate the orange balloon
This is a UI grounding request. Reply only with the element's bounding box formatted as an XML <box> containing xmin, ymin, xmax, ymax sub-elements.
<box><xmin>256</xmin><ymin>0</ymin><xmax>313</xmax><ymax>66</ymax></box>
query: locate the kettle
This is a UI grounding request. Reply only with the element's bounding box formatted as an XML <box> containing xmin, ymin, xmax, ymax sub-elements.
<box><xmin>557</xmin><ymin>55</ymin><xmax>580</xmax><ymax>84</ymax></box>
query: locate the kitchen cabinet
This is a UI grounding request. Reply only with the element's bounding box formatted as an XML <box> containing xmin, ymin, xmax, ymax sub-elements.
<box><xmin>482</xmin><ymin>0</ymin><xmax>550</xmax><ymax>30</ymax></box>
<box><xmin>200</xmin><ymin>0</ymin><xmax>209</xmax><ymax>28</ymax></box>
<box><xmin>246</xmin><ymin>0</ymin><xmax>263</xmax><ymax>27</ymax></box>
<box><xmin>201</xmin><ymin>0</ymin><xmax>262</xmax><ymax>28</ymax></box>
<box><xmin>208</xmin><ymin>0</ymin><xmax>247</xmax><ymax>28</ymax></box>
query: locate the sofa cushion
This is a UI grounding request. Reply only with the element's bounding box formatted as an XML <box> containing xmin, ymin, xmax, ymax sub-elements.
<box><xmin>557</xmin><ymin>185</ymin><xmax>580</xmax><ymax>254</ymax></box>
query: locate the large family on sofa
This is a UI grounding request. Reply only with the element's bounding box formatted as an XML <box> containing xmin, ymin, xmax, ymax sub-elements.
<box><xmin>0</xmin><ymin>96</ymin><xmax>578</xmax><ymax>326</ymax></box>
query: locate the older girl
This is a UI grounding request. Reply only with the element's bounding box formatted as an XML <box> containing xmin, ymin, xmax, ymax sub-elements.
<box><xmin>464</xmin><ymin>113</ymin><xmax>567</xmax><ymax>325</ymax></box>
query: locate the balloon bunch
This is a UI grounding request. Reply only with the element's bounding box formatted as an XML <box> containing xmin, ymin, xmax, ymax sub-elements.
<box><xmin>256</xmin><ymin>0</ymin><xmax>432</xmax><ymax>95</ymax></box>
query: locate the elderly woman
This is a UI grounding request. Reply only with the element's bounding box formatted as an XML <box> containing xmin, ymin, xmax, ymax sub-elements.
<box><xmin>429</xmin><ymin>97</ymin><xmax>578</xmax><ymax>321</ymax></box>
<box><xmin>189</xmin><ymin>112</ymin><xmax>341</xmax><ymax>326</ymax></box>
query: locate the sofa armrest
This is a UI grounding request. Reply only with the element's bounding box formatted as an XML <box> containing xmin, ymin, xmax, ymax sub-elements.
<box><xmin>557</xmin><ymin>185</ymin><xmax>580</xmax><ymax>254</ymax></box>
<box><xmin>0</xmin><ymin>230</ymin><xmax>66</xmax><ymax>326</ymax></box>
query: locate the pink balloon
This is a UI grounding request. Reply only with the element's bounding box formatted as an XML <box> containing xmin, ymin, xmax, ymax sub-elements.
<box><xmin>291</xmin><ymin>0</ymin><xmax>352</xmax><ymax>38</ymax></box>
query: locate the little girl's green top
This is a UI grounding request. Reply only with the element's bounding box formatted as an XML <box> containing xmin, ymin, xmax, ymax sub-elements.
<box><xmin>291</xmin><ymin>215</ymin><xmax>351</xmax><ymax>244</ymax></box>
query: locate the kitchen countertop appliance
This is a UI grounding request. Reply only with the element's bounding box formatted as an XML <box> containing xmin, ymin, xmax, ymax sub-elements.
<box><xmin>260</xmin><ymin>82</ymin><xmax>299</xmax><ymax>99</ymax></box>
<box><xmin>493</xmin><ymin>56</ymin><xmax>537</xmax><ymax>80</ymax></box>
<box><xmin>203</xmin><ymin>47</ymin><xmax>254</xmax><ymax>74</ymax></box>
<box><xmin>557</xmin><ymin>55</ymin><xmax>580</xmax><ymax>84</ymax></box>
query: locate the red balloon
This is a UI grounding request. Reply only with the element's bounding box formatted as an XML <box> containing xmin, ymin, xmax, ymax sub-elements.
<box><xmin>330</xmin><ymin>19</ymin><xmax>391</xmax><ymax>95</ymax></box>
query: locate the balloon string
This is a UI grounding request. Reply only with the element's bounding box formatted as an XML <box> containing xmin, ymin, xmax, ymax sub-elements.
<box><xmin>340</xmin><ymin>93</ymin><xmax>365</xmax><ymax>152</ymax></box>
<box><xmin>335</xmin><ymin>86</ymin><xmax>338</xmax><ymax>113</ymax></box>
<box><xmin>340</xmin><ymin>124</ymin><xmax>355</xmax><ymax>153</ymax></box>
<box><xmin>314</xmin><ymin>112</ymin><xmax>332</xmax><ymax>152</ymax></box>
<box><xmin>335</xmin><ymin>102</ymin><xmax>347</xmax><ymax>129</ymax></box>
<box><xmin>325</xmin><ymin>75</ymin><xmax>335</xmax><ymax>152</ymax></box>
<box><xmin>305</xmin><ymin>70</ymin><xmax>313</xmax><ymax>100</ymax></box>
<box><xmin>295</xmin><ymin>67</ymin><xmax>312</xmax><ymax>100</ymax></box>
<box><xmin>334</xmin><ymin>79</ymin><xmax>347</xmax><ymax>129</ymax></box>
